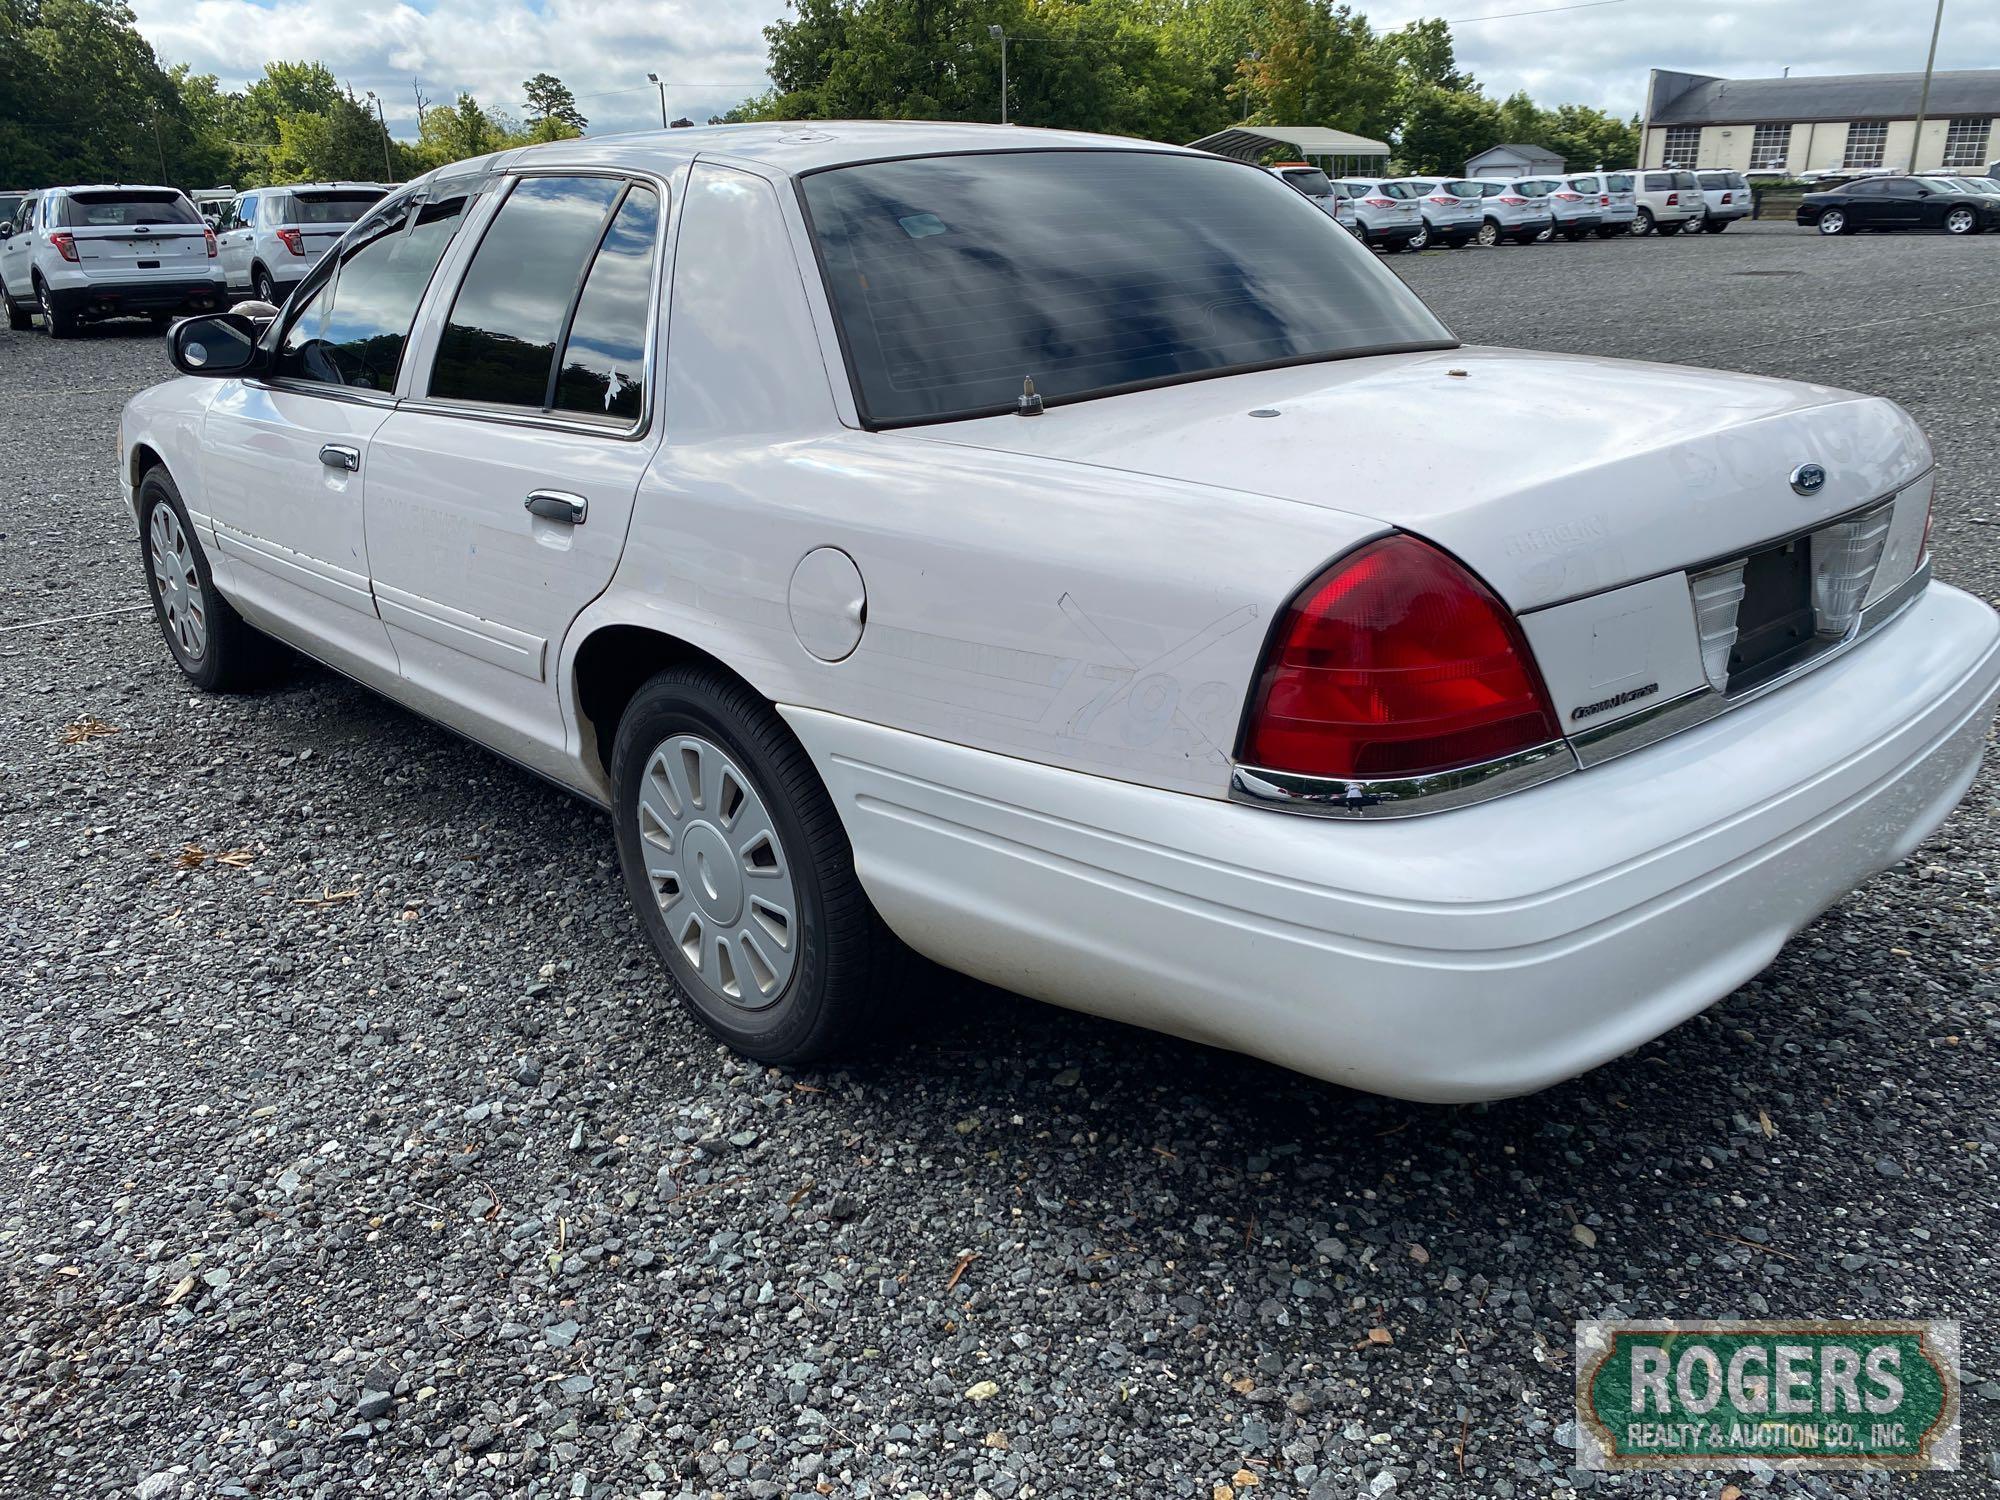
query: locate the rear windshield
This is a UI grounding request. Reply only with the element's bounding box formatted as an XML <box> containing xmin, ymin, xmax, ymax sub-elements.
<box><xmin>1605</xmin><ymin>173</ymin><xmax>1634</xmax><ymax>191</ymax></box>
<box><xmin>1440</xmin><ymin>180</ymin><xmax>1481</xmax><ymax>197</ymax></box>
<box><xmin>1697</xmin><ymin>172</ymin><xmax>1746</xmax><ymax>189</ymax></box>
<box><xmin>288</xmin><ymin>191</ymin><xmax>388</xmax><ymax>225</ymax></box>
<box><xmin>1569</xmin><ymin>176</ymin><xmax>1601</xmax><ymax>192</ymax></box>
<box><xmin>1513</xmin><ymin>180</ymin><xmax>1553</xmax><ymax>197</ymax></box>
<box><xmin>801</xmin><ymin>150</ymin><xmax>1454</xmax><ymax>427</ymax></box>
<box><xmin>58</xmin><ymin>191</ymin><xmax>200</xmax><ymax>227</ymax></box>
<box><xmin>1376</xmin><ymin>182</ymin><xmax>1426</xmax><ymax>200</ymax></box>
<box><xmin>1277</xmin><ymin>168</ymin><xmax>1333</xmax><ymax>199</ymax></box>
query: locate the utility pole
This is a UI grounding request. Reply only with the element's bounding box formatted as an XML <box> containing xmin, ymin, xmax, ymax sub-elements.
<box><xmin>1909</xmin><ymin>0</ymin><xmax>1946</xmax><ymax>171</ymax></box>
<box><xmin>988</xmin><ymin>26</ymin><xmax>1008</xmax><ymax>125</ymax></box>
<box><xmin>149</xmin><ymin>115</ymin><xmax>168</xmax><ymax>183</ymax></box>
<box><xmin>366</xmin><ymin>91</ymin><xmax>394</xmax><ymax>181</ymax></box>
<box><xmin>647</xmin><ymin>73</ymin><xmax>669</xmax><ymax>129</ymax></box>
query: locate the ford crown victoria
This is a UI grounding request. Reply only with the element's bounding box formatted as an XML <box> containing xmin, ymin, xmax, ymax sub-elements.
<box><xmin>120</xmin><ymin>125</ymin><xmax>2000</xmax><ymax>1101</ymax></box>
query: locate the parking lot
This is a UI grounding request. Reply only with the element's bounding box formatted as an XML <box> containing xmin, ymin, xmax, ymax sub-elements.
<box><xmin>1</xmin><ymin>220</ymin><xmax>1996</xmax><ymax>1498</ymax></box>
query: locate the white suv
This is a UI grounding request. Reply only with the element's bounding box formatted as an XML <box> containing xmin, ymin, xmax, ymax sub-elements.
<box><xmin>1630</xmin><ymin>170</ymin><xmax>1702</xmax><ymax>236</ymax></box>
<box><xmin>1334</xmin><ymin>178</ymin><xmax>1425</xmax><ymax>251</ymax></box>
<box><xmin>1559</xmin><ymin>172</ymin><xmax>1637</xmax><ymax>237</ymax></box>
<box><xmin>0</xmin><ymin>185</ymin><xmax>223</xmax><ymax>336</ymax></box>
<box><xmin>1693</xmin><ymin>170</ymin><xmax>1752</xmax><ymax>233</ymax></box>
<box><xmin>217</xmin><ymin>182</ymin><xmax>389</xmax><ymax>304</ymax></box>
<box><xmin>1518</xmin><ymin>176</ymin><xmax>1604</xmax><ymax>241</ymax></box>
<box><xmin>1395</xmin><ymin>177</ymin><xmax>1484</xmax><ymax>248</ymax></box>
<box><xmin>1266</xmin><ymin>165</ymin><xmax>1359</xmax><ymax>235</ymax></box>
<box><xmin>1468</xmin><ymin>179</ymin><xmax>1556</xmax><ymax>245</ymax></box>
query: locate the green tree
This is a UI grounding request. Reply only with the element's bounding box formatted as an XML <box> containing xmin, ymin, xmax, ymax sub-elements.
<box><xmin>413</xmin><ymin>92</ymin><xmax>501</xmax><ymax>170</ymax></box>
<box><xmin>1</xmin><ymin>0</ymin><xmax>181</xmax><ymax>186</ymax></box>
<box><xmin>1237</xmin><ymin>0</ymin><xmax>1396</xmax><ymax>142</ymax></box>
<box><xmin>522</xmin><ymin>72</ymin><xmax>587</xmax><ymax>136</ymax></box>
<box><xmin>1395</xmin><ymin>84</ymin><xmax>1501</xmax><ymax>175</ymax></box>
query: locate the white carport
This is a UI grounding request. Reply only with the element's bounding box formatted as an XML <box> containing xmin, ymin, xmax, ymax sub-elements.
<box><xmin>1185</xmin><ymin>125</ymin><xmax>1392</xmax><ymax>178</ymax></box>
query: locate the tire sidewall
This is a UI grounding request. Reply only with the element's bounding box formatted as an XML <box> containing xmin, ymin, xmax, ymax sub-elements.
<box><xmin>138</xmin><ymin>469</ymin><xmax>228</xmax><ymax>691</ymax></box>
<box><xmin>611</xmin><ymin>674</ymin><xmax>842</xmax><ymax>1059</ymax></box>
<box><xmin>1945</xmin><ymin>209</ymin><xmax>1974</xmax><ymax>235</ymax></box>
<box><xmin>1819</xmin><ymin>210</ymin><xmax>1845</xmax><ymax>235</ymax></box>
<box><xmin>1633</xmin><ymin>209</ymin><xmax>1655</xmax><ymax>236</ymax></box>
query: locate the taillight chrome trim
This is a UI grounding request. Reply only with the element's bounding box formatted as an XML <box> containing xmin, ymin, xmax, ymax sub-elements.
<box><xmin>1230</xmin><ymin>738</ymin><xmax>1577</xmax><ymax>819</ymax></box>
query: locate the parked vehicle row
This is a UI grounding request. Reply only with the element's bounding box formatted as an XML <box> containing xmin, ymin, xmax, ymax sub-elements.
<box><xmin>0</xmin><ymin>180</ymin><xmax>390</xmax><ymax>337</ymax></box>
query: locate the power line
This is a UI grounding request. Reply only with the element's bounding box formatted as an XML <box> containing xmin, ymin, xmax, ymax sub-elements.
<box><xmin>1447</xmin><ymin>0</ymin><xmax>1632</xmax><ymax>22</ymax></box>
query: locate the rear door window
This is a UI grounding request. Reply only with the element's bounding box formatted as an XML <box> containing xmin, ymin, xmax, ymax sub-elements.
<box><xmin>275</xmin><ymin>188</ymin><xmax>475</xmax><ymax>392</ymax></box>
<box><xmin>58</xmin><ymin>191</ymin><xmax>200</xmax><ymax>227</ymax></box>
<box><xmin>429</xmin><ymin>175</ymin><xmax>660</xmax><ymax>421</ymax></box>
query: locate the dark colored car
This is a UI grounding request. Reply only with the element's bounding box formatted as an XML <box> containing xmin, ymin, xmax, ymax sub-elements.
<box><xmin>1796</xmin><ymin>175</ymin><xmax>2000</xmax><ymax>237</ymax></box>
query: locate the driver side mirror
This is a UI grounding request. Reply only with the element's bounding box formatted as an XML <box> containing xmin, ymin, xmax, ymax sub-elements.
<box><xmin>167</xmin><ymin>313</ymin><xmax>266</xmax><ymax>378</ymax></box>
<box><xmin>0</xmin><ymin>224</ymin><xmax>11</xmax><ymax>240</ymax></box>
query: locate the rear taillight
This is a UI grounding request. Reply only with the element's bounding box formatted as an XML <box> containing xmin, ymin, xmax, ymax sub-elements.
<box><xmin>1554</xmin><ymin>191</ymin><xmax>1583</xmax><ymax>201</ymax></box>
<box><xmin>1239</xmin><ymin>536</ymin><xmax>1561</xmax><ymax>782</ymax></box>
<box><xmin>1364</xmin><ymin>197</ymin><xmax>1394</xmax><ymax>208</ymax></box>
<box><xmin>1428</xmin><ymin>195</ymin><xmax>1454</xmax><ymax>204</ymax></box>
<box><xmin>277</xmin><ymin>228</ymin><xmax>305</xmax><ymax>256</ymax></box>
<box><xmin>1665</xmin><ymin>192</ymin><xmax>1679</xmax><ymax>205</ymax></box>
<box><xmin>49</xmin><ymin>231</ymin><xmax>79</xmax><ymax>263</ymax></box>
<box><xmin>1499</xmin><ymin>195</ymin><xmax>1527</xmax><ymax>206</ymax></box>
<box><xmin>1721</xmin><ymin>192</ymin><xmax>1733</xmax><ymax>203</ymax></box>
<box><xmin>1600</xmin><ymin>194</ymin><xmax>1611</xmax><ymax>206</ymax></box>
<box><xmin>203</xmin><ymin>228</ymin><xmax>218</xmax><ymax>258</ymax></box>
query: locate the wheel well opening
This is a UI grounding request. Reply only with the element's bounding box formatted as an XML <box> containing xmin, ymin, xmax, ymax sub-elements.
<box><xmin>130</xmin><ymin>443</ymin><xmax>165</xmax><ymax>495</ymax></box>
<box><xmin>572</xmin><ymin>625</ymin><xmax>751</xmax><ymax>787</ymax></box>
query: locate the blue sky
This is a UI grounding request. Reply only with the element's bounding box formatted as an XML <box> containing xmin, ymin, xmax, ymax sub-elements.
<box><xmin>127</xmin><ymin>0</ymin><xmax>2000</xmax><ymax>140</ymax></box>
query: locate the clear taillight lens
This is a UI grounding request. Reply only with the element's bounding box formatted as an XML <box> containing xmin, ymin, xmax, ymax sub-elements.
<box><xmin>1689</xmin><ymin>562</ymin><xmax>1748</xmax><ymax>692</ymax></box>
<box><xmin>49</xmin><ymin>231</ymin><xmax>80</xmax><ymax>262</ymax></box>
<box><xmin>1811</xmin><ymin>506</ymin><xmax>1894</xmax><ymax>637</ymax></box>
<box><xmin>1239</xmin><ymin>536</ymin><xmax>1561</xmax><ymax>781</ymax></box>
<box><xmin>203</xmin><ymin>228</ymin><xmax>218</xmax><ymax>258</ymax></box>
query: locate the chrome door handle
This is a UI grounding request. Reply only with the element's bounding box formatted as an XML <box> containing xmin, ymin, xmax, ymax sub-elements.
<box><xmin>525</xmin><ymin>490</ymin><xmax>587</xmax><ymax>525</ymax></box>
<box><xmin>319</xmin><ymin>444</ymin><xmax>360</xmax><ymax>472</ymax></box>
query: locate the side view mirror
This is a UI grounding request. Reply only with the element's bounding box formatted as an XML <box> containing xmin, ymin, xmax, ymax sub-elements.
<box><xmin>0</xmin><ymin>224</ymin><xmax>11</xmax><ymax>240</ymax></box>
<box><xmin>168</xmin><ymin>313</ymin><xmax>265</xmax><ymax>378</ymax></box>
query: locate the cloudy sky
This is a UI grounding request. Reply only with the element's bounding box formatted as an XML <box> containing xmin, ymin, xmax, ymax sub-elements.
<box><xmin>127</xmin><ymin>0</ymin><xmax>2000</xmax><ymax>140</ymax></box>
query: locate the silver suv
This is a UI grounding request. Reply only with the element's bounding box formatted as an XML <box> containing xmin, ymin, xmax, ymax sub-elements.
<box><xmin>0</xmin><ymin>185</ymin><xmax>223</xmax><ymax>336</ymax></box>
<box><xmin>1395</xmin><ymin>178</ymin><xmax>1484</xmax><ymax>249</ymax></box>
<box><xmin>1334</xmin><ymin>178</ymin><xmax>1425</xmax><ymax>251</ymax></box>
<box><xmin>216</xmin><ymin>182</ymin><xmax>389</xmax><ymax>304</ymax></box>
<box><xmin>1694</xmin><ymin>170</ymin><xmax>1753</xmax><ymax>233</ymax></box>
<box><xmin>1559</xmin><ymin>172</ymin><xmax>1637</xmax><ymax>237</ymax></box>
<box><xmin>1469</xmin><ymin>179</ymin><xmax>1556</xmax><ymax>246</ymax></box>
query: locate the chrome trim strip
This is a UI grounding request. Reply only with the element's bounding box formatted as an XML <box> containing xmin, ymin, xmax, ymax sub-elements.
<box><xmin>1574</xmin><ymin>554</ymin><xmax>1932</xmax><ymax>769</ymax></box>
<box><xmin>1229</xmin><ymin>739</ymin><xmax>1579</xmax><ymax>820</ymax></box>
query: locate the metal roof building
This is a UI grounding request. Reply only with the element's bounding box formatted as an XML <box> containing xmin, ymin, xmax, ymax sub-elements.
<box><xmin>1642</xmin><ymin>68</ymin><xmax>2000</xmax><ymax>175</ymax></box>
<box><xmin>1186</xmin><ymin>125</ymin><xmax>1390</xmax><ymax>175</ymax></box>
<box><xmin>1465</xmin><ymin>143</ymin><xmax>1564</xmax><ymax>178</ymax></box>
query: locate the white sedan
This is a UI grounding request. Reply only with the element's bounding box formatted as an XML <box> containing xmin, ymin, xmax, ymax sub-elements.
<box><xmin>120</xmin><ymin>124</ymin><xmax>2000</xmax><ymax>1102</ymax></box>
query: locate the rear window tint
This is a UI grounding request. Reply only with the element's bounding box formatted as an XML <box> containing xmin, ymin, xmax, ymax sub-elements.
<box><xmin>58</xmin><ymin>191</ymin><xmax>200</xmax><ymax>227</ymax></box>
<box><xmin>1276</xmin><ymin>168</ymin><xmax>1333</xmax><ymax>198</ymax></box>
<box><xmin>1377</xmin><ymin>182</ymin><xmax>1425</xmax><ymax>200</ymax></box>
<box><xmin>288</xmin><ymin>191</ymin><xmax>387</xmax><ymax>225</ymax></box>
<box><xmin>1513</xmin><ymin>181</ymin><xmax>1553</xmax><ymax>197</ymax></box>
<box><xmin>1569</xmin><ymin>176</ymin><xmax>1601</xmax><ymax>192</ymax></box>
<box><xmin>1605</xmin><ymin>174</ymin><xmax>1634</xmax><ymax>191</ymax></box>
<box><xmin>1440</xmin><ymin>180</ymin><xmax>1481</xmax><ymax>196</ymax></box>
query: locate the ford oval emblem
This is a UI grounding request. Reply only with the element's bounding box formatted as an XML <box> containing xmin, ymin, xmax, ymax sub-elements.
<box><xmin>1790</xmin><ymin>462</ymin><xmax>1827</xmax><ymax>496</ymax></box>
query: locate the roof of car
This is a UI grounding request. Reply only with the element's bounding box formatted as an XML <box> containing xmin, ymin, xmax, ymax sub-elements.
<box><xmin>446</xmin><ymin>122</ymin><xmax>1193</xmax><ymax>183</ymax></box>
<box><xmin>48</xmin><ymin>184</ymin><xmax>187</xmax><ymax>195</ymax></box>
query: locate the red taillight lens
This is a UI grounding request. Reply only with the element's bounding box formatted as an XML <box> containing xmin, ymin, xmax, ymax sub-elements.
<box><xmin>277</xmin><ymin>227</ymin><xmax>305</xmax><ymax>256</ymax></box>
<box><xmin>203</xmin><ymin>228</ymin><xmax>218</xmax><ymax>258</ymax></box>
<box><xmin>1239</xmin><ymin>536</ymin><xmax>1560</xmax><ymax>781</ymax></box>
<box><xmin>49</xmin><ymin>231</ymin><xmax>80</xmax><ymax>263</ymax></box>
<box><xmin>1365</xmin><ymin>197</ymin><xmax>1394</xmax><ymax>208</ymax></box>
<box><xmin>1600</xmin><ymin>194</ymin><xmax>1611</xmax><ymax>205</ymax></box>
<box><xmin>1499</xmin><ymin>195</ymin><xmax>1527</xmax><ymax>206</ymax></box>
<box><xmin>1555</xmin><ymin>191</ymin><xmax>1582</xmax><ymax>201</ymax></box>
<box><xmin>1721</xmin><ymin>192</ymin><xmax>1733</xmax><ymax>203</ymax></box>
<box><xmin>1666</xmin><ymin>192</ymin><xmax>1679</xmax><ymax>204</ymax></box>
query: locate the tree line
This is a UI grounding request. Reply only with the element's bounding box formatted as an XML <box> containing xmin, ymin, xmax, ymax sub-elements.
<box><xmin>1</xmin><ymin>0</ymin><xmax>1638</xmax><ymax>192</ymax></box>
<box><xmin>1</xmin><ymin>0</ymin><xmax>588</xmax><ymax>188</ymax></box>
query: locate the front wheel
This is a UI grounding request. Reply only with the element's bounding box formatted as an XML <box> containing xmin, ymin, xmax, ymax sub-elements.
<box><xmin>1944</xmin><ymin>206</ymin><xmax>1979</xmax><ymax>236</ymax></box>
<box><xmin>1476</xmin><ymin>219</ymin><xmax>1501</xmax><ymax>247</ymax></box>
<box><xmin>137</xmin><ymin>467</ymin><xmax>278</xmax><ymax>691</ymax></box>
<box><xmin>1</xmin><ymin>277</ymin><xmax>30</xmax><ymax>331</ymax></box>
<box><xmin>1816</xmin><ymin>208</ymin><xmax>1849</xmax><ymax>235</ymax></box>
<box><xmin>612</xmin><ymin>666</ymin><xmax>900</xmax><ymax>1066</ymax></box>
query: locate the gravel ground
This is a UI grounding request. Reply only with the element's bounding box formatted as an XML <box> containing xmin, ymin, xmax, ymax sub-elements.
<box><xmin>2</xmin><ymin>221</ymin><xmax>1997</xmax><ymax>1500</ymax></box>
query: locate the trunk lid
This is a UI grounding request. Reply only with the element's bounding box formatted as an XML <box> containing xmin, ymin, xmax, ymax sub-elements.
<box><xmin>60</xmin><ymin>189</ymin><xmax>207</xmax><ymax>279</ymax></box>
<box><xmin>901</xmin><ymin>346</ymin><xmax>1929</xmax><ymax>612</ymax></box>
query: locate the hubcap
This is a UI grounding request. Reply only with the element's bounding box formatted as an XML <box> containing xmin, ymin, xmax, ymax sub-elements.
<box><xmin>1822</xmin><ymin>212</ymin><xmax>1844</xmax><ymax>233</ymax></box>
<box><xmin>1948</xmin><ymin>209</ymin><xmax>1972</xmax><ymax>232</ymax></box>
<box><xmin>148</xmin><ymin>504</ymin><xmax>206</xmax><ymax>662</ymax></box>
<box><xmin>1478</xmin><ymin>223</ymin><xmax>1497</xmax><ymax>246</ymax></box>
<box><xmin>637</xmin><ymin>733</ymin><xmax>798</xmax><ymax>1010</ymax></box>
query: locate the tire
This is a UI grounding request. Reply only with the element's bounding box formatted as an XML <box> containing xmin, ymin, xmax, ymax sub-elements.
<box><xmin>1632</xmin><ymin>208</ymin><xmax>1656</xmax><ymax>237</ymax></box>
<box><xmin>1816</xmin><ymin>208</ymin><xmax>1849</xmax><ymax>236</ymax></box>
<box><xmin>611</xmin><ymin>666</ymin><xmax>899</xmax><ymax>1067</ymax></box>
<box><xmin>35</xmin><ymin>277</ymin><xmax>74</xmax><ymax>338</ymax></box>
<box><xmin>1533</xmin><ymin>224</ymin><xmax>1554</xmax><ymax>244</ymax></box>
<box><xmin>1702</xmin><ymin>218</ymin><xmax>1729</xmax><ymax>233</ymax></box>
<box><xmin>1944</xmin><ymin>206</ymin><xmax>1979</xmax><ymax>236</ymax></box>
<box><xmin>1476</xmin><ymin>218</ymin><xmax>1501</xmax><ymax>247</ymax></box>
<box><xmin>1657</xmin><ymin>220</ymin><xmax>1684</xmax><ymax>236</ymax></box>
<box><xmin>136</xmin><ymin>466</ymin><xmax>277</xmax><ymax>692</ymax></box>
<box><xmin>1</xmin><ymin>277</ymin><xmax>30</xmax><ymax>331</ymax></box>
<box><xmin>253</xmin><ymin>265</ymin><xmax>277</xmax><ymax>305</ymax></box>
<box><xmin>1563</xmin><ymin>228</ymin><xmax>1588</xmax><ymax>242</ymax></box>
<box><xmin>1594</xmin><ymin>226</ymin><xmax>1623</xmax><ymax>239</ymax></box>
<box><xmin>1407</xmin><ymin>224</ymin><xmax>1429</xmax><ymax>252</ymax></box>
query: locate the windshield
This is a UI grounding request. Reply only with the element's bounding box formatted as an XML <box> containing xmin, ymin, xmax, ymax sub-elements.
<box><xmin>801</xmin><ymin>150</ymin><xmax>1453</xmax><ymax>427</ymax></box>
<box><xmin>289</xmin><ymin>190</ymin><xmax>388</xmax><ymax>225</ymax></box>
<box><xmin>1277</xmin><ymin>168</ymin><xmax>1333</xmax><ymax>199</ymax></box>
<box><xmin>59</xmin><ymin>191</ymin><xmax>201</xmax><ymax>227</ymax></box>
<box><xmin>1949</xmin><ymin>177</ymin><xmax>2000</xmax><ymax>195</ymax></box>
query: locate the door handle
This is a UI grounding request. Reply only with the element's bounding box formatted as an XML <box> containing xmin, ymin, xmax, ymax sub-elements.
<box><xmin>319</xmin><ymin>444</ymin><xmax>360</xmax><ymax>472</ymax></box>
<box><xmin>525</xmin><ymin>490</ymin><xmax>587</xmax><ymax>525</ymax></box>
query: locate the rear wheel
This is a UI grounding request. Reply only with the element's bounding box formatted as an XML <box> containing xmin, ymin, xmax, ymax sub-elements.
<box><xmin>1563</xmin><ymin>228</ymin><xmax>1588</xmax><ymax>242</ymax></box>
<box><xmin>137</xmin><ymin>467</ymin><xmax>278</xmax><ymax>692</ymax></box>
<box><xmin>1702</xmin><ymin>217</ymin><xmax>1729</xmax><ymax>233</ymax></box>
<box><xmin>1816</xmin><ymin>208</ymin><xmax>1849</xmax><ymax>235</ymax></box>
<box><xmin>253</xmin><ymin>265</ymin><xmax>278</xmax><ymax>305</ymax></box>
<box><xmin>1632</xmin><ymin>208</ymin><xmax>1656</xmax><ymax>237</ymax></box>
<box><xmin>1476</xmin><ymin>218</ymin><xmax>1501</xmax><ymax>247</ymax></box>
<box><xmin>1406</xmin><ymin>224</ymin><xmax>1429</xmax><ymax>252</ymax></box>
<box><xmin>611</xmin><ymin>666</ymin><xmax>900</xmax><ymax>1066</ymax></box>
<box><xmin>1944</xmin><ymin>206</ymin><xmax>1979</xmax><ymax>236</ymax></box>
<box><xmin>1533</xmin><ymin>224</ymin><xmax>1554</xmax><ymax>243</ymax></box>
<box><xmin>1656</xmin><ymin>220</ymin><xmax>1684</xmax><ymax>236</ymax></box>
<box><xmin>35</xmin><ymin>277</ymin><xmax>74</xmax><ymax>338</ymax></box>
<box><xmin>1594</xmin><ymin>226</ymin><xmax>1624</xmax><ymax>238</ymax></box>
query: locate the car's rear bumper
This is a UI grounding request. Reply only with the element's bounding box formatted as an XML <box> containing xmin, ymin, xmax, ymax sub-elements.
<box><xmin>788</xmin><ymin>582</ymin><xmax>2000</xmax><ymax>1103</ymax></box>
<box><xmin>1368</xmin><ymin>225</ymin><xmax>1421</xmax><ymax>247</ymax></box>
<box><xmin>1707</xmin><ymin>205</ymin><xmax>1753</xmax><ymax>222</ymax></box>
<box><xmin>44</xmin><ymin>276</ymin><xmax>225</xmax><ymax>317</ymax></box>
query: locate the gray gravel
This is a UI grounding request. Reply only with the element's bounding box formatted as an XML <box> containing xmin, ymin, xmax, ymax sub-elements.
<box><xmin>3</xmin><ymin>221</ymin><xmax>1998</xmax><ymax>1498</ymax></box>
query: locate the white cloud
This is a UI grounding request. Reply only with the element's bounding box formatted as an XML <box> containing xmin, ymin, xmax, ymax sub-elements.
<box><xmin>126</xmin><ymin>0</ymin><xmax>2000</xmax><ymax>141</ymax></box>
